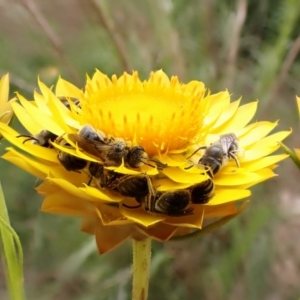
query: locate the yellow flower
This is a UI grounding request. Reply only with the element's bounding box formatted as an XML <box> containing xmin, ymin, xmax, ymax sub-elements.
<box><xmin>0</xmin><ymin>70</ymin><xmax>290</xmax><ymax>254</ymax></box>
<box><xmin>0</xmin><ymin>74</ymin><xmax>13</xmax><ymax>138</ymax></box>
<box><xmin>295</xmin><ymin>96</ymin><xmax>300</xmax><ymax>160</ymax></box>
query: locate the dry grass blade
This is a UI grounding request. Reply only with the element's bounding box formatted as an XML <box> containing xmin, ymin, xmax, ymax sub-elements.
<box><xmin>18</xmin><ymin>0</ymin><xmax>80</xmax><ymax>83</ymax></box>
<box><xmin>88</xmin><ymin>0</ymin><xmax>131</xmax><ymax>72</ymax></box>
<box><xmin>225</xmin><ymin>0</ymin><xmax>247</xmax><ymax>89</ymax></box>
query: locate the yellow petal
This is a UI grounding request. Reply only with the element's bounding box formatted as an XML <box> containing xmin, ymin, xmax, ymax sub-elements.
<box><xmin>214</xmin><ymin>171</ymin><xmax>261</xmax><ymax>186</ymax></box>
<box><xmin>120</xmin><ymin>200</ymin><xmax>166</xmax><ymax>227</ymax></box>
<box><xmin>94</xmin><ymin>204</ymin><xmax>132</xmax><ymax>225</ymax></box>
<box><xmin>209</xmin><ymin>98</ymin><xmax>240</xmax><ymax>130</ymax></box>
<box><xmin>95</xmin><ymin>222</ymin><xmax>132</xmax><ymax>254</ymax></box>
<box><xmin>215</xmin><ymin>101</ymin><xmax>258</xmax><ymax>133</ymax></box>
<box><xmin>41</xmin><ymin>191</ymin><xmax>93</xmax><ymax>217</ymax></box>
<box><xmin>204</xmin><ymin>202</ymin><xmax>237</xmax><ymax>219</ymax></box>
<box><xmin>34</xmin><ymin>91</ymin><xmax>50</xmax><ymax>113</ymax></box>
<box><xmin>297</xmin><ymin>96</ymin><xmax>300</xmax><ymax>117</ymax></box>
<box><xmin>47</xmin><ymin>177</ymin><xmax>109</xmax><ymax>202</ymax></box>
<box><xmin>3</xmin><ymin>150</ymin><xmax>47</xmax><ymax>179</ymax></box>
<box><xmin>239</xmin><ymin>154</ymin><xmax>288</xmax><ymax>172</ymax></box>
<box><xmin>155</xmin><ymin>178</ymin><xmax>194</xmax><ymax>191</ymax></box>
<box><xmin>137</xmin><ymin>223</ymin><xmax>178</xmax><ymax>241</ymax></box>
<box><xmin>11</xmin><ymin>101</ymin><xmax>44</xmax><ymax>134</ymax></box>
<box><xmin>238</xmin><ymin>121</ymin><xmax>278</xmax><ymax>148</ymax></box>
<box><xmin>55</xmin><ymin>76</ymin><xmax>84</xmax><ymax>99</ymax></box>
<box><xmin>164</xmin><ymin>205</ymin><xmax>205</xmax><ymax>228</ymax></box>
<box><xmin>237</xmin><ymin>168</ymin><xmax>277</xmax><ymax>189</ymax></box>
<box><xmin>0</xmin><ymin>74</ymin><xmax>9</xmax><ymax>107</ymax></box>
<box><xmin>244</xmin><ymin>130</ymin><xmax>291</xmax><ymax>161</ymax></box>
<box><xmin>295</xmin><ymin>148</ymin><xmax>300</xmax><ymax>160</ymax></box>
<box><xmin>0</xmin><ymin>124</ymin><xmax>58</xmax><ymax>162</ymax></box>
<box><xmin>207</xmin><ymin>188</ymin><xmax>251</xmax><ymax>205</ymax></box>
<box><xmin>79</xmin><ymin>185</ymin><xmax>123</xmax><ymax>203</ymax></box>
<box><xmin>17</xmin><ymin>93</ymin><xmax>64</xmax><ymax>136</ymax></box>
<box><xmin>205</xmin><ymin>91</ymin><xmax>232</xmax><ymax>125</ymax></box>
<box><xmin>162</xmin><ymin>167</ymin><xmax>208</xmax><ymax>184</ymax></box>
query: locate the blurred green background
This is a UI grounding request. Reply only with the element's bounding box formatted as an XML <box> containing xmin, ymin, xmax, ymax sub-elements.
<box><xmin>1</xmin><ymin>0</ymin><xmax>300</xmax><ymax>299</ymax></box>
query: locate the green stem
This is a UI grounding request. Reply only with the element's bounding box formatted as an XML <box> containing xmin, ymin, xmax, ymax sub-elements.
<box><xmin>0</xmin><ymin>182</ymin><xmax>26</xmax><ymax>300</ymax></box>
<box><xmin>278</xmin><ymin>142</ymin><xmax>300</xmax><ymax>169</ymax></box>
<box><xmin>132</xmin><ymin>238</ymin><xmax>151</xmax><ymax>300</ymax></box>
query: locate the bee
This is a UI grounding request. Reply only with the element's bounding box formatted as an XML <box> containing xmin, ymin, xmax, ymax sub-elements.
<box><xmin>56</xmin><ymin>138</ymin><xmax>88</xmax><ymax>172</ymax></box>
<box><xmin>138</xmin><ymin>180</ymin><xmax>215</xmax><ymax>216</ymax></box>
<box><xmin>68</xmin><ymin>125</ymin><xmax>167</xmax><ymax>169</ymax></box>
<box><xmin>188</xmin><ymin>178</ymin><xmax>215</xmax><ymax>204</ymax></box>
<box><xmin>188</xmin><ymin>133</ymin><xmax>240</xmax><ymax>177</ymax></box>
<box><xmin>120</xmin><ymin>174</ymin><xmax>193</xmax><ymax>216</ymax></box>
<box><xmin>87</xmin><ymin>162</ymin><xmax>120</xmax><ymax>187</ymax></box>
<box><xmin>17</xmin><ymin>130</ymin><xmax>58</xmax><ymax>147</ymax></box>
<box><xmin>144</xmin><ymin>190</ymin><xmax>194</xmax><ymax>217</ymax></box>
<box><xmin>111</xmin><ymin>174</ymin><xmax>150</xmax><ymax>198</ymax></box>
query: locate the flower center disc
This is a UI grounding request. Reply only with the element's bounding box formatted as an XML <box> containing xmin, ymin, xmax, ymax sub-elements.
<box><xmin>81</xmin><ymin>71</ymin><xmax>207</xmax><ymax>156</ymax></box>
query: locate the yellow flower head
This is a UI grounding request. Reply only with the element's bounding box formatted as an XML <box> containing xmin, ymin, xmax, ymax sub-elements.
<box><xmin>291</xmin><ymin>96</ymin><xmax>300</xmax><ymax>161</ymax></box>
<box><xmin>0</xmin><ymin>70</ymin><xmax>290</xmax><ymax>254</ymax></box>
<box><xmin>0</xmin><ymin>74</ymin><xmax>13</xmax><ymax>138</ymax></box>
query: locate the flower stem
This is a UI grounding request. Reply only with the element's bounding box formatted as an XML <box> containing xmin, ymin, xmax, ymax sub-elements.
<box><xmin>0</xmin><ymin>182</ymin><xmax>26</xmax><ymax>300</ymax></box>
<box><xmin>132</xmin><ymin>238</ymin><xmax>151</xmax><ymax>300</ymax></box>
<box><xmin>278</xmin><ymin>142</ymin><xmax>300</xmax><ymax>169</ymax></box>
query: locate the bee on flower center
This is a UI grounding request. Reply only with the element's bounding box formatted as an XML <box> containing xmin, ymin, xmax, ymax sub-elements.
<box><xmin>68</xmin><ymin>125</ymin><xmax>167</xmax><ymax>169</ymax></box>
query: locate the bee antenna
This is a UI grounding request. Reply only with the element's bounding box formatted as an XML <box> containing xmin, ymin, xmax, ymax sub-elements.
<box><xmin>140</xmin><ymin>159</ymin><xmax>156</xmax><ymax>168</ymax></box>
<box><xmin>148</xmin><ymin>158</ymin><xmax>168</xmax><ymax>170</ymax></box>
<box><xmin>17</xmin><ymin>135</ymin><xmax>39</xmax><ymax>144</ymax></box>
<box><xmin>184</xmin><ymin>164</ymin><xmax>194</xmax><ymax>170</ymax></box>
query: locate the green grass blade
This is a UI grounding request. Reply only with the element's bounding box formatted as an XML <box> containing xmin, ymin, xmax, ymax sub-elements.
<box><xmin>0</xmin><ymin>182</ymin><xmax>26</xmax><ymax>300</ymax></box>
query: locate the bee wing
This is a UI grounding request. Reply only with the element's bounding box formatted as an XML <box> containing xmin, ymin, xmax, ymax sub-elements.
<box><xmin>68</xmin><ymin>133</ymin><xmax>112</xmax><ymax>157</ymax></box>
<box><xmin>219</xmin><ymin>135</ymin><xmax>233</xmax><ymax>153</ymax></box>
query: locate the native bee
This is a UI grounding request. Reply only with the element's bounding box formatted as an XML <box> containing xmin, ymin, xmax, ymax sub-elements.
<box><xmin>137</xmin><ymin>179</ymin><xmax>215</xmax><ymax>216</ymax></box>
<box><xmin>187</xmin><ymin>133</ymin><xmax>240</xmax><ymax>176</ymax></box>
<box><xmin>68</xmin><ymin>125</ymin><xmax>167</xmax><ymax>169</ymax></box>
<box><xmin>56</xmin><ymin>138</ymin><xmax>88</xmax><ymax>172</ymax></box>
<box><xmin>17</xmin><ymin>130</ymin><xmax>58</xmax><ymax>147</ymax></box>
<box><xmin>144</xmin><ymin>190</ymin><xmax>194</xmax><ymax>216</ymax></box>
<box><xmin>87</xmin><ymin>162</ymin><xmax>121</xmax><ymax>187</ymax></box>
<box><xmin>188</xmin><ymin>178</ymin><xmax>215</xmax><ymax>204</ymax></box>
<box><xmin>119</xmin><ymin>174</ymin><xmax>193</xmax><ymax>216</ymax></box>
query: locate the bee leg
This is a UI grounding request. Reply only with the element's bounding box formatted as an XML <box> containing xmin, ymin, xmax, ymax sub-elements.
<box><xmin>17</xmin><ymin>135</ymin><xmax>39</xmax><ymax>144</ymax></box>
<box><xmin>148</xmin><ymin>159</ymin><xmax>168</xmax><ymax>170</ymax></box>
<box><xmin>186</xmin><ymin>145</ymin><xmax>207</xmax><ymax>160</ymax></box>
<box><xmin>87</xmin><ymin>176</ymin><xmax>93</xmax><ymax>186</ymax></box>
<box><xmin>229</xmin><ymin>152</ymin><xmax>240</xmax><ymax>167</ymax></box>
<box><xmin>206</xmin><ymin>167</ymin><xmax>214</xmax><ymax>178</ymax></box>
<box><xmin>184</xmin><ymin>164</ymin><xmax>194</xmax><ymax>170</ymax></box>
<box><xmin>122</xmin><ymin>203</ymin><xmax>142</xmax><ymax>209</ymax></box>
